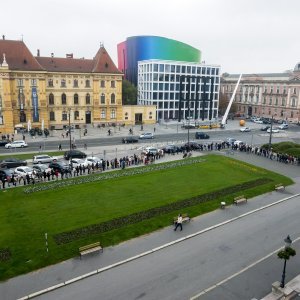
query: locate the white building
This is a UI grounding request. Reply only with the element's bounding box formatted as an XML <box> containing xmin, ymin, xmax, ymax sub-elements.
<box><xmin>137</xmin><ymin>60</ymin><xmax>221</xmax><ymax>122</ymax></box>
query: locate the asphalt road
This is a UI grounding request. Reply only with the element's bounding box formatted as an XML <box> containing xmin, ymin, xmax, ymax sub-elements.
<box><xmin>35</xmin><ymin>194</ymin><xmax>300</xmax><ymax>300</ymax></box>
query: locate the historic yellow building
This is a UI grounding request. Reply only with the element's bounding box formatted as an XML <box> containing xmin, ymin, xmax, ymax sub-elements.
<box><xmin>0</xmin><ymin>37</ymin><xmax>155</xmax><ymax>134</ymax></box>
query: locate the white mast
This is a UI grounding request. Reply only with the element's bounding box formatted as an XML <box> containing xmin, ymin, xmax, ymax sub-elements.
<box><xmin>221</xmin><ymin>74</ymin><xmax>242</xmax><ymax>127</ymax></box>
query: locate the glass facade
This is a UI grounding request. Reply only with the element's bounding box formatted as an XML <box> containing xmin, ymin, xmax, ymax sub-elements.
<box><xmin>138</xmin><ymin>60</ymin><xmax>220</xmax><ymax>121</ymax></box>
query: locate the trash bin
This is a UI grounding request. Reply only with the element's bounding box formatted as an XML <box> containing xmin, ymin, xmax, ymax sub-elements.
<box><xmin>220</xmin><ymin>202</ymin><xmax>226</xmax><ymax>209</ymax></box>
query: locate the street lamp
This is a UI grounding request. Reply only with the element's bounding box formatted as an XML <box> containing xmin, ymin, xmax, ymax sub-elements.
<box><xmin>268</xmin><ymin>114</ymin><xmax>275</xmax><ymax>150</ymax></box>
<box><xmin>68</xmin><ymin>108</ymin><xmax>72</xmax><ymax>151</ymax></box>
<box><xmin>277</xmin><ymin>235</ymin><xmax>296</xmax><ymax>288</ymax></box>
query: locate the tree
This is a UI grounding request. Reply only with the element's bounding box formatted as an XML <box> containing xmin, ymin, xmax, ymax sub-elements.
<box><xmin>122</xmin><ymin>80</ymin><xmax>137</xmax><ymax>105</ymax></box>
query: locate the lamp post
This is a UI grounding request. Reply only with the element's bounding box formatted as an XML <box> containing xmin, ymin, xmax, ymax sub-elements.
<box><xmin>277</xmin><ymin>235</ymin><xmax>296</xmax><ymax>288</ymax></box>
<box><xmin>268</xmin><ymin>115</ymin><xmax>274</xmax><ymax>150</ymax></box>
<box><xmin>68</xmin><ymin>108</ymin><xmax>72</xmax><ymax>151</ymax></box>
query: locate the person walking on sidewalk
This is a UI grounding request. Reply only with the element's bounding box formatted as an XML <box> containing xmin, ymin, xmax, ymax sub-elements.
<box><xmin>174</xmin><ymin>214</ymin><xmax>183</xmax><ymax>231</ymax></box>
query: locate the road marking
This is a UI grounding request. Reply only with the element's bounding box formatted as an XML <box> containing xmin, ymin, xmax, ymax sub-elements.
<box><xmin>18</xmin><ymin>193</ymin><xmax>300</xmax><ymax>299</ymax></box>
<box><xmin>190</xmin><ymin>236</ymin><xmax>300</xmax><ymax>300</ymax></box>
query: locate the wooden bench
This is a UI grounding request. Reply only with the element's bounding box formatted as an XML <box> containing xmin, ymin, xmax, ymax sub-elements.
<box><xmin>275</xmin><ymin>183</ymin><xmax>285</xmax><ymax>191</ymax></box>
<box><xmin>173</xmin><ymin>213</ymin><xmax>190</xmax><ymax>224</ymax></box>
<box><xmin>234</xmin><ymin>195</ymin><xmax>247</xmax><ymax>205</ymax></box>
<box><xmin>79</xmin><ymin>242</ymin><xmax>103</xmax><ymax>259</ymax></box>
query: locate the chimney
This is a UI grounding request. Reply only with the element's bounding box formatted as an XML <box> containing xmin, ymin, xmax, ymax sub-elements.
<box><xmin>37</xmin><ymin>49</ymin><xmax>40</xmax><ymax>57</ymax></box>
<box><xmin>66</xmin><ymin>53</ymin><xmax>73</xmax><ymax>59</ymax></box>
<box><xmin>2</xmin><ymin>35</ymin><xmax>5</xmax><ymax>40</ymax></box>
<box><xmin>51</xmin><ymin>53</ymin><xmax>54</xmax><ymax>58</ymax></box>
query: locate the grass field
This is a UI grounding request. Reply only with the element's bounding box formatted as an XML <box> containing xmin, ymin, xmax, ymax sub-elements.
<box><xmin>0</xmin><ymin>155</ymin><xmax>293</xmax><ymax>280</ymax></box>
<box><xmin>0</xmin><ymin>151</ymin><xmax>63</xmax><ymax>160</ymax></box>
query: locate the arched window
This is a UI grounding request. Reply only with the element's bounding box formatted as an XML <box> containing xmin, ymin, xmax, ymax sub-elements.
<box><xmin>74</xmin><ymin>111</ymin><xmax>79</xmax><ymax>120</ymax></box>
<box><xmin>74</xmin><ymin>93</ymin><xmax>79</xmax><ymax>105</ymax></box>
<box><xmin>100</xmin><ymin>93</ymin><xmax>105</xmax><ymax>104</ymax></box>
<box><xmin>110</xmin><ymin>109</ymin><xmax>116</xmax><ymax>119</ymax></box>
<box><xmin>86</xmin><ymin>93</ymin><xmax>90</xmax><ymax>105</ymax></box>
<box><xmin>61</xmin><ymin>93</ymin><xmax>67</xmax><ymax>105</ymax></box>
<box><xmin>49</xmin><ymin>111</ymin><xmax>55</xmax><ymax>121</ymax></box>
<box><xmin>111</xmin><ymin>93</ymin><xmax>116</xmax><ymax>104</ymax></box>
<box><xmin>62</xmin><ymin>111</ymin><xmax>68</xmax><ymax>121</ymax></box>
<box><xmin>101</xmin><ymin>109</ymin><xmax>106</xmax><ymax>119</ymax></box>
<box><xmin>49</xmin><ymin>93</ymin><xmax>54</xmax><ymax>105</ymax></box>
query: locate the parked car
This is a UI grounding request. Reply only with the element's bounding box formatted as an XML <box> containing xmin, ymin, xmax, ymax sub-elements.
<box><xmin>5</xmin><ymin>140</ymin><xmax>28</xmax><ymax>149</ymax></box>
<box><xmin>260</xmin><ymin>126</ymin><xmax>270</xmax><ymax>131</ymax></box>
<box><xmin>14</xmin><ymin>166</ymin><xmax>34</xmax><ymax>177</ymax></box>
<box><xmin>0</xmin><ymin>140</ymin><xmax>9</xmax><ymax>147</ymax></box>
<box><xmin>69</xmin><ymin>158</ymin><xmax>89</xmax><ymax>168</ymax></box>
<box><xmin>139</xmin><ymin>132</ymin><xmax>154</xmax><ymax>139</ymax></box>
<box><xmin>85</xmin><ymin>156</ymin><xmax>102</xmax><ymax>166</ymax></box>
<box><xmin>33</xmin><ymin>154</ymin><xmax>57</xmax><ymax>164</ymax></box>
<box><xmin>122</xmin><ymin>136</ymin><xmax>139</xmax><ymax>144</ymax></box>
<box><xmin>0</xmin><ymin>158</ymin><xmax>27</xmax><ymax>168</ymax></box>
<box><xmin>226</xmin><ymin>138</ymin><xmax>236</xmax><ymax>145</ymax></box>
<box><xmin>63</xmin><ymin>150</ymin><xmax>87</xmax><ymax>160</ymax></box>
<box><xmin>253</xmin><ymin>119</ymin><xmax>263</xmax><ymax>124</ymax></box>
<box><xmin>240</xmin><ymin>127</ymin><xmax>251</xmax><ymax>132</ymax></box>
<box><xmin>182</xmin><ymin>124</ymin><xmax>197</xmax><ymax>129</ymax></box>
<box><xmin>32</xmin><ymin>164</ymin><xmax>51</xmax><ymax>176</ymax></box>
<box><xmin>267</xmin><ymin>128</ymin><xmax>280</xmax><ymax>133</ymax></box>
<box><xmin>0</xmin><ymin>168</ymin><xmax>16</xmax><ymax>182</ymax></box>
<box><xmin>278</xmin><ymin>124</ymin><xmax>289</xmax><ymax>130</ymax></box>
<box><xmin>233</xmin><ymin>140</ymin><xmax>244</xmax><ymax>146</ymax></box>
<box><xmin>162</xmin><ymin>144</ymin><xmax>181</xmax><ymax>154</ymax></box>
<box><xmin>195</xmin><ymin>132</ymin><xmax>210</xmax><ymax>139</ymax></box>
<box><xmin>48</xmin><ymin>161</ymin><xmax>71</xmax><ymax>173</ymax></box>
<box><xmin>142</xmin><ymin>147</ymin><xmax>159</xmax><ymax>155</ymax></box>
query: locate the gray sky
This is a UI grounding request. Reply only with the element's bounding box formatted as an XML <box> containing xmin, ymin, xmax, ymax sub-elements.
<box><xmin>1</xmin><ymin>0</ymin><xmax>299</xmax><ymax>74</ymax></box>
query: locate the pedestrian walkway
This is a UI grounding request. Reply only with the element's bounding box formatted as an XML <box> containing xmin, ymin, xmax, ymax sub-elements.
<box><xmin>1</xmin><ymin>149</ymin><xmax>300</xmax><ymax>300</ymax></box>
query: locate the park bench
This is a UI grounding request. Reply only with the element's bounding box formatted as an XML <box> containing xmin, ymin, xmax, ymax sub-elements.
<box><xmin>79</xmin><ymin>242</ymin><xmax>103</xmax><ymax>259</ymax></box>
<box><xmin>275</xmin><ymin>183</ymin><xmax>285</xmax><ymax>191</ymax></box>
<box><xmin>173</xmin><ymin>213</ymin><xmax>190</xmax><ymax>224</ymax></box>
<box><xmin>234</xmin><ymin>195</ymin><xmax>247</xmax><ymax>205</ymax></box>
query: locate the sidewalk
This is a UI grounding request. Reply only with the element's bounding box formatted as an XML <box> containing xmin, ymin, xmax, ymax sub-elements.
<box><xmin>1</xmin><ymin>150</ymin><xmax>300</xmax><ymax>300</ymax></box>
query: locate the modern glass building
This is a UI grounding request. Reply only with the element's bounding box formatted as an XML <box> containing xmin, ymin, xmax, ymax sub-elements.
<box><xmin>138</xmin><ymin>60</ymin><xmax>220</xmax><ymax>121</ymax></box>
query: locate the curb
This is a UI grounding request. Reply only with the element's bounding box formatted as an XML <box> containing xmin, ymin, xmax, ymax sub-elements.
<box><xmin>17</xmin><ymin>192</ymin><xmax>300</xmax><ymax>299</ymax></box>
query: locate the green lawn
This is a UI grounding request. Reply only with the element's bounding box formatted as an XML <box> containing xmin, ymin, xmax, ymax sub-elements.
<box><xmin>0</xmin><ymin>155</ymin><xmax>293</xmax><ymax>280</ymax></box>
<box><xmin>0</xmin><ymin>151</ymin><xmax>63</xmax><ymax>160</ymax></box>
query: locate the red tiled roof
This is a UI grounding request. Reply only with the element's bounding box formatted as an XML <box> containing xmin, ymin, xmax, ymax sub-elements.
<box><xmin>92</xmin><ymin>47</ymin><xmax>122</xmax><ymax>74</ymax></box>
<box><xmin>36</xmin><ymin>57</ymin><xmax>95</xmax><ymax>73</ymax></box>
<box><xmin>0</xmin><ymin>39</ymin><xmax>44</xmax><ymax>71</ymax></box>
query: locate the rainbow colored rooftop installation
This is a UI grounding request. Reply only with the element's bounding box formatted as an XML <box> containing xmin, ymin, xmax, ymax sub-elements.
<box><xmin>117</xmin><ymin>36</ymin><xmax>201</xmax><ymax>85</ymax></box>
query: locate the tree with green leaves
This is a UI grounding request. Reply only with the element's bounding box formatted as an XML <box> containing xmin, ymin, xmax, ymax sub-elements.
<box><xmin>122</xmin><ymin>80</ymin><xmax>137</xmax><ymax>105</ymax></box>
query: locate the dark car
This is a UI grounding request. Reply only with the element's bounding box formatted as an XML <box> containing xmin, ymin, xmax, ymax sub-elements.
<box><xmin>195</xmin><ymin>132</ymin><xmax>210</xmax><ymax>139</ymax></box>
<box><xmin>162</xmin><ymin>144</ymin><xmax>181</xmax><ymax>154</ymax></box>
<box><xmin>0</xmin><ymin>168</ymin><xmax>16</xmax><ymax>182</ymax></box>
<box><xmin>48</xmin><ymin>161</ymin><xmax>71</xmax><ymax>173</ymax></box>
<box><xmin>0</xmin><ymin>140</ymin><xmax>9</xmax><ymax>147</ymax></box>
<box><xmin>260</xmin><ymin>125</ymin><xmax>270</xmax><ymax>131</ymax></box>
<box><xmin>63</xmin><ymin>150</ymin><xmax>87</xmax><ymax>160</ymax></box>
<box><xmin>122</xmin><ymin>136</ymin><xmax>139</xmax><ymax>144</ymax></box>
<box><xmin>0</xmin><ymin>158</ymin><xmax>27</xmax><ymax>168</ymax></box>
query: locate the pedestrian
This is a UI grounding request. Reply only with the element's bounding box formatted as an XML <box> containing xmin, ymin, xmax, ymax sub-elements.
<box><xmin>174</xmin><ymin>214</ymin><xmax>183</xmax><ymax>231</ymax></box>
<box><xmin>39</xmin><ymin>145</ymin><xmax>42</xmax><ymax>152</ymax></box>
<box><xmin>58</xmin><ymin>144</ymin><xmax>62</xmax><ymax>151</ymax></box>
<box><xmin>84</xmin><ymin>143</ymin><xmax>87</xmax><ymax>150</ymax></box>
<box><xmin>154</xmin><ymin>127</ymin><xmax>156</xmax><ymax>133</ymax></box>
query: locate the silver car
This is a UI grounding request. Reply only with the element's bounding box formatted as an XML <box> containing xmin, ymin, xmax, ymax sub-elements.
<box><xmin>33</xmin><ymin>155</ymin><xmax>57</xmax><ymax>164</ymax></box>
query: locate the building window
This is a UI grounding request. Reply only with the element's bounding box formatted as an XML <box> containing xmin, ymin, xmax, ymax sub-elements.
<box><xmin>62</xmin><ymin>111</ymin><xmax>68</xmax><ymax>121</ymax></box>
<box><xmin>100</xmin><ymin>80</ymin><xmax>105</xmax><ymax>88</ymax></box>
<box><xmin>101</xmin><ymin>109</ymin><xmax>106</xmax><ymax>119</ymax></box>
<box><xmin>31</xmin><ymin>79</ymin><xmax>37</xmax><ymax>86</ymax></box>
<box><xmin>275</xmin><ymin>98</ymin><xmax>278</xmax><ymax>106</ymax></box>
<box><xmin>74</xmin><ymin>110</ymin><xmax>79</xmax><ymax>120</ymax></box>
<box><xmin>73</xmin><ymin>79</ymin><xmax>78</xmax><ymax>87</ymax></box>
<box><xmin>111</xmin><ymin>93</ymin><xmax>116</xmax><ymax>104</ymax></box>
<box><xmin>17</xmin><ymin>79</ymin><xmax>23</xmax><ymax>87</ymax></box>
<box><xmin>100</xmin><ymin>93</ymin><xmax>105</xmax><ymax>104</ymax></box>
<box><xmin>74</xmin><ymin>93</ymin><xmax>79</xmax><ymax>105</ymax></box>
<box><xmin>86</xmin><ymin>93</ymin><xmax>90</xmax><ymax>104</ymax></box>
<box><xmin>49</xmin><ymin>93</ymin><xmax>54</xmax><ymax>105</ymax></box>
<box><xmin>293</xmin><ymin>88</ymin><xmax>297</xmax><ymax>94</ymax></box>
<box><xmin>49</xmin><ymin>111</ymin><xmax>55</xmax><ymax>121</ymax></box>
<box><xmin>61</xmin><ymin>79</ymin><xmax>66</xmax><ymax>87</ymax></box>
<box><xmin>282</xmin><ymin>98</ymin><xmax>286</xmax><ymax>106</ymax></box>
<box><xmin>61</xmin><ymin>93</ymin><xmax>67</xmax><ymax>105</ymax></box>
<box><xmin>48</xmin><ymin>79</ymin><xmax>54</xmax><ymax>87</ymax></box>
<box><xmin>269</xmin><ymin>98</ymin><xmax>272</xmax><ymax>105</ymax></box>
<box><xmin>111</xmin><ymin>81</ymin><xmax>115</xmax><ymax>88</ymax></box>
<box><xmin>110</xmin><ymin>109</ymin><xmax>116</xmax><ymax>119</ymax></box>
<box><xmin>85</xmin><ymin>80</ymin><xmax>90</xmax><ymax>88</ymax></box>
<box><xmin>291</xmin><ymin>98</ymin><xmax>296</xmax><ymax>107</ymax></box>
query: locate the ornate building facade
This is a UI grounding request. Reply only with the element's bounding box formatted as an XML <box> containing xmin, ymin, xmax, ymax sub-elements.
<box><xmin>221</xmin><ymin>64</ymin><xmax>300</xmax><ymax>123</ymax></box>
<box><xmin>0</xmin><ymin>37</ymin><xmax>155</xmax><ymax>134</ymax></box>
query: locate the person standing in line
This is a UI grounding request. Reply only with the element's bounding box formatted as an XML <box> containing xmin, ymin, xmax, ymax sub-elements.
<box><xmin>174</xmin><ymin>214</ymin><xmax>183</xmax><ymax>231</ymax></box>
